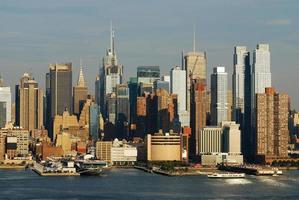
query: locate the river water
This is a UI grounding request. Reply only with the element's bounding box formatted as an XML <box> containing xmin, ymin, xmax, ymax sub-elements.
<box><xmin>0</xmin><ymin>168</ymin><xmax>299</xmax><ymax>199</ymax></box>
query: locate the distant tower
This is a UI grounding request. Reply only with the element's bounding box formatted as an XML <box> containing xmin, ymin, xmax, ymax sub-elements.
<box><xmin>15</xmin><ymin>73</ymin><xmax>44</xmax><ymax>132</ymax></box>
<box><xmin>232</xmin><ymin>46</ymin><xmax>250</xmax><ymax>125</ymax></box>
<box><xmin>211</xmin><ymin>66</ymin><xmax>228</xmax><ymax>125</ymax></box>
<box><xmin>73</xmin><ymin>65</ymin><xmax>88</xmax><ymax>117</ymax></box>
<box><xmin>49</xmin><ymin>63</ymin><xmax>73</xmax><ymax>118</ymax></box>
<box><xmin>184</xmin><ymin>27</ymin><xmax>207</xmax><ymax>112</ymax></box>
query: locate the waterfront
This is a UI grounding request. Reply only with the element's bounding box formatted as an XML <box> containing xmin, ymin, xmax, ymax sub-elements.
<box><xmin>1</xmin><ymin>169</ymin><xmax>299</xmax><ymax>199</ymax></box>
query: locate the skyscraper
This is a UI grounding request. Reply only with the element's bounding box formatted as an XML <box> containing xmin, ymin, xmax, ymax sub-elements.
<box><xmin>15</xmin><ymin>73</ymin><xmax>44</xmax><ymax>132</ymax></box>
<box><xmin>211</xmin><ymin>66</ymin><xmax>228</xmax><ymax>125</ymax></box>
<box><xmin>116</xmin><ymin>84</ymin><xmax>130</xmax><ymax>139</ymax></box>
<box><xmin>73</xmin><ymin>66</ymin><xmax>88</xmax><ymax>117</ymax></box>
<box><xmin>0</xmin><ymin>75</ymin><xmax>11</xmax><ymax>128</ymax></box>
<box><xmin>254</xmin><ymin>88</ymin><xmax>288</xmax><ymax>163</ymax></box>
<box><xmin>184</xmin><ymin>51</ymin><xmax>207</xmax><ymax>112</ymax></box>
<box><xmin>98</xmin><ymin>23</ymin><xmax>123</xmax><ymax>118</ymax></box>
<box><xmin>170</xmin><ymin>66</ymin><xmax>186</xmax><ymax>112</ymax></box>
<box><xmin>232</xmin><ymin>46</ymin><xmax>250</xmax><ymax>125</ymax></box>
<box><xmin>190</xmin><ymin>79</ymin><xmax>206</xmax><ymax>156</ymax></box>
<box><xmin>252</xmin><ymin>44</ymin><xmax>271</xmax><ymax>106</ymax></box>
<box><xmin>49</xmin><ymin>63</ymin><xmax>73</xmax><ymax>118</ymax></box>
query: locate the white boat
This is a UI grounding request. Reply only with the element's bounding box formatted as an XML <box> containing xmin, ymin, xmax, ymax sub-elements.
<box><xmin>207</xmin><ymin>173</ymin><xmax>245</xmax><ymax>178</ymax></box>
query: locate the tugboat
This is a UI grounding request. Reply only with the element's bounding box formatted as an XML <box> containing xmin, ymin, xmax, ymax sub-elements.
<box><xmin>207</xmin><ymin>172</ymin><xmax>245</xmax><ymax>178</ymax></box>
<box><xmin>75</xmin><ymin>160</ymin><xmax>108</xmax><ymax>176</ymax></box>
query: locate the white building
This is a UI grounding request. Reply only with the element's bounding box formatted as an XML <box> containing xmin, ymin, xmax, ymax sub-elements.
<box><xmin>0</xmin><ymin>77</ymin><xmax>11</xmax><ymax>128</ymax></box>
<box><xmin>211</xmin><ymin>66</ymin><xmax>228</xmax><ymax>125</ymax></box>
<box><xmin>111</xmin><ymin>139</ymin><xmax>137</xmax><ymax>165</ymax></box>
<box><xmin>252</xmin><ymin>44</ymin><xmax>271</xmax><ymax>105</ymax></box>
<box><xmin>170</xmin><ymin>66</ymin><xmax>186</xmax><ymax>112</ymax></box>
<box><xmin>232</xmin><ymin>46</ymin><xmax>249</xmax><ymax>120</ymax></box>
<box><xmin>170</xmin><ymin>66</ymin><xmax>190</xmax><ymax>126</ymax></box>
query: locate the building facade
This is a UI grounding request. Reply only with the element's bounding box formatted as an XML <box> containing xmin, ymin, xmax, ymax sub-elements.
<box><xmin>211</xmin><ymin>66</ymin><xmax>228</xmax><ymax>125</ymax></box>
<box><xmin>0</xmin><ymin>76</ymin><xmax>11</xmax><ymax>128</ymax></box>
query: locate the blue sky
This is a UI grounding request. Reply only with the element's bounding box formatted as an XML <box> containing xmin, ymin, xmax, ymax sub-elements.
<box><xmin>0</xmin><ymin>0</ymin><xmax>298</xmax><ymax>109</ymax></box>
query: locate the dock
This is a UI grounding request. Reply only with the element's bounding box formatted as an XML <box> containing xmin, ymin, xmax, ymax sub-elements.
<box><xmin>32</xmin><ymin>162</ymin><xmax>80</xmax><ymax>176</ymax></box>
<box><xmin>219</xmin><ymin>165</ymin><xmax>282</xmax><ymax>176</ymax></box>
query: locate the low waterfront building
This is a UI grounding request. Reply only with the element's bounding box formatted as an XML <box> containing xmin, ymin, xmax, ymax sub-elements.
<box><xmin>0</xmin><ymin>126</ymin><xmax>29</xmax><ymax>159</ymax></box>
<box><xmin>111</xmin><ymin>139</ymin><xmax>137</xmax><ymax>165</ymax></box>
<box><xmin>201</xmin><ymin>153</ymin><xmax>243</xmax><ymax>166</ymax></box>
<box><xmin>146</xmin><ymin>131</ymin><xmax>189</xmax><ymax>162</ymax></box>
<box><xmin>96</xmin><ymin>141</ymin><xmax>112</xmax><ymax>164</ymax></box>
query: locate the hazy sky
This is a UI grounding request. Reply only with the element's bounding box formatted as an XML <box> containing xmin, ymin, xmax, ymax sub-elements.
<box><xmin>0</xmin><ymin>0</ymin><xmax>298</xmax><ymax>109</ymax></box>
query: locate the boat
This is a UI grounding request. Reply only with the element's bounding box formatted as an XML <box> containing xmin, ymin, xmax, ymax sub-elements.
<box><xmin>207</xmin><ymin>172</ymin><xmax>245</xmax><ymax>178</ymax></box>
<box><xmin>75</xmin><ymin>160</ymin><xmax>108</xmax><ymax>176</ymax></box>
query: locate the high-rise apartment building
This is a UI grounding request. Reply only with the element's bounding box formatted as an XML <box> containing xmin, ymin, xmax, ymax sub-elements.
<box><xmin>211</xmin><ymin>66</ymin><xmax>228</xmax><ymax>125</ymax></box>
<box><xmin>170</xmin><ymin>66</ymin><xmax>187</xmax><ymax>112</ymax></box>
<box><xmin>73</xmin><ymin>67</ymin><xmax>88</xmax><ymax>117</ymax></box>
<box><xmin>15</xmin><ymin>73</ymin><xmax>44</xmax><ymax>132</ymax></box>
<box><xmin>0</xmin><ymin>76</ymin><xmax>11</xmax><ymax>128</ymax></box>
<box><xmin>254</xmin><ymin>88</ymin><xmax>289</xmax><ymax>162</ymax></box>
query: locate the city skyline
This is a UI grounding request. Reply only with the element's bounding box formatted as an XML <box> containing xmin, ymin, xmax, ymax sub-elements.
<box><xmin>0</xmin><ymin>0</ymin><xmax>298</xmax><ymax>110</ymax></box>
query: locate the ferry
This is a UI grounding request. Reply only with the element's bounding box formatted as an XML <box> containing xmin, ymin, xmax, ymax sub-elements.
<box><xmin>207</xmin><ymin>173</ymin><xmax>245</xmax><ymax>178</ymax></box>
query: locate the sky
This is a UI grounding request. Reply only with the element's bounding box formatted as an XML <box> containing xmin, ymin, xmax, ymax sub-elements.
<box><xmin>0</xmin><ymin>0</ymin><xmax>298</xmax><ymax>109</ymax></box>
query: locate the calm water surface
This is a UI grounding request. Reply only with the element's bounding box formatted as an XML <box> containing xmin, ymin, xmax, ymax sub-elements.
<box><xmin>0</xmin><ymin>168</ymin><xmax>299</xmax><ymax>199</ymax></box>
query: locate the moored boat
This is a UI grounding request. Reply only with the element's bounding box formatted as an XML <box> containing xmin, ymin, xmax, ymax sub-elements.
<box><xmin>207</xmin><ymin>173</ymin><xmax>245</xmax><ymax>178</ymax></box>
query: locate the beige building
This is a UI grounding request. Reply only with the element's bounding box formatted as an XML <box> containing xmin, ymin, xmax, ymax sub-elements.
<box><xmin>53</xmin><ymin>110</ymin><xmax>79</xmax><ymax>141</ymax></box>
<box><xmin>96</xmin><ymin>141</ymin><xmax>112</xmax><ymax>164</ymax></box>
<box><xmin>16</xmin><ymin>73</ymin><xmax>43</xmax><ymax>132</ymax></box>
<box><xmin>198</xmin><ymin>127</ymin><xmax>222</xmax><ymax>154</ymax></box>
<box><xmin>55</xmin><ymin>132</ymin><xmax>72</xmax><ymax>155</ymax></box>
<box><xmin>184</xmin><ymin>51</ymin><xmax>207</xmax><ymax>112</ymax></box>
<box><xmin>73</xmin><ymin>67</ymin><xmax>88</xmax><ymax>116</ymax></box>
<box><xmin>0</xmin><ymin>127</ymin><xmax>29</xmax><ymax>157</ymax></box>
<box><xmin>255</xmin><ymin>88</ymin><xmax>289</xmax><ymax>162</ymax></box>
<box><xmin>146</xmin><ymin>132</ymin><xmax>188</xmax><ymax>162</ymax></box>
<box><xmin>221</xmin><ymin>121</ymin><xmax>241</xmax><ymax>154</ymax></box>
<box><xmin>111</xmin><ymin>139</ymin><xmax>137</xmax><ymax>165</ymax></box>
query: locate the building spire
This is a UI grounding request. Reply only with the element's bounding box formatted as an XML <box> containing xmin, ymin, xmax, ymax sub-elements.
<box><xmin>193</xmin><ymin>24</ymin><xmax>196</xmax><ymax>53</ymax></box>
<box><xmin>110</xmin><ymin>20</ymin><xmax>115</xmax><ymax>55</ymax></box>
<box><xmin>77</xmin><ymin>61</ymin><xmax>86</xmax><ymax>87</ymax></box>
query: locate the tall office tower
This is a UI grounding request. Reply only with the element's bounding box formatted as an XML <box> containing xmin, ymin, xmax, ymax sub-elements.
<box><xmin>184</xmin><ymin>51</ymin><xmax>207</xmax><ymax>112</ymax></box>
<box><xmin>128</xmin><ymin>77</ymin><xmax>138</xmax><ymax>125</ymax></box>
<box><xmin>73</xmin><ymin>67</ymin><xmax>88</xmax><ymax>117</ymax></box>
<box><xmin>0</xmin><ymin>75</ymin><xmax>11</xmax><ymax>128</ymax></box>
<box><xmin>49</xmin><ymin>63</ymin><xmax>73</xmax><ymax>118</ymax></box>
<box><xmin>170</xmin><ymin>66</ymin><xmax>189</xmax><ymax>127</ymax></box>
<box><xmin>232</xmin><ymin>46</ymin><xmax>250</xmax><ymax>125</ymax></box>
<box><xmin>211</xmin><ymin>66</ymin><xmax>228</xmax><ymax>125</ymax></box>
<box><xmin>170</xmin><ymin>66</ymin><xmax>186</xmax><ymax>112</ymax></box>
<box><xmin>205</xmin><ymin>90</ymin><xmax>211</xmax><ymax>125</ymax></box>
<box><xmin>190</xmin><ymin>79</ymin><xmax>206</xmax><ymax>157</ymax></box>
<box><xmin>100</xmin><ymin>24</ymin><xmax>123</xmax><ymax>118</ymax></box>
<box><xmin>254</xmin><ymin>88</ymin><xmax>289</xmax><ymax>163</ymax></box>
<box><xmin>89</xmin><ymin>103</ymin><xmax>102</xmax><ymax>141</ymax></box>
<box><xmin>137</xmin><ymin>66</ymin><xmax>160</xmax><ymax>85</ymax></box>
<box><xmin>252</xmin><ymin>44</ymin><xmax>271</xmax><ymax>106</ymax></box>
<box><xmin>106</xmin><ymin>93</ymin><xmax>117</xmax><ymax>124</ymax></box>
<box><xmin>45</xmin><ymin>73</ymin><xmax>51</xmax><ymax>131</ymax></box>
<box><xmin>15</xmin><ymin>73</ymin><xmax>44</xmax><ymax>132</ymax></box>
<box><xmin>116</xmin><ymin>84</ymin><xmax>130</xmax><ymax>139</ymax></box>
